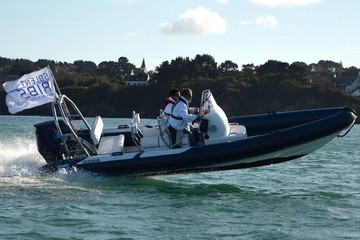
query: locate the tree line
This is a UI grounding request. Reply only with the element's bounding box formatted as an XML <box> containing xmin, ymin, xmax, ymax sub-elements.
<box><xmin>1</xmin><ymin>55</ymin><xmax>359</xmax><ymax>89</ymax></box>
<box><xmin>1</xmin><ymin>55</ymin><xmax>360</xmax><ymax>119</ymax></box>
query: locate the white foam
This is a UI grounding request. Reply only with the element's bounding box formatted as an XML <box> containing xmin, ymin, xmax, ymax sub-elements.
<box><xmin>0</xmin><ymin>137</ymin><xmax>45</xmax><ymax>177</ymax></box>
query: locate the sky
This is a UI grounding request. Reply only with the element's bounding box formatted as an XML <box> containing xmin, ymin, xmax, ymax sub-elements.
<box><xmin>1</xmin><ymin>0</ymin><xmax>359</xmax><ymax>70</ymax></box>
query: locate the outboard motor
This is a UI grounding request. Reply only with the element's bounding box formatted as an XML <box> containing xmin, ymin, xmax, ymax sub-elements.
<box><xmin>34</xmin><ymin>120</ymin><xmax>71</xmax><ymax>164</ymax></box>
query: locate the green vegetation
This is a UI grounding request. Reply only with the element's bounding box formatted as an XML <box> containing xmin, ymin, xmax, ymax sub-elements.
<box><xmin>1</xmin><ymin>55</ymin><xmax>360</xmax><ymax>120</ymax></box>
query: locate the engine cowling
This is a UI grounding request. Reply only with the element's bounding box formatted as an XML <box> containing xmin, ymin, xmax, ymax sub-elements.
<box><xmin>34</xmin><ymin>120</ymin><xmax>70</xmax><ymax>164</ymax></box>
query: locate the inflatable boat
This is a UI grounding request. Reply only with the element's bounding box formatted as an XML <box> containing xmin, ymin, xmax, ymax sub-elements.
<box><xmin>34</xmin><ymin>89</ymin><xmax>357</xmax><ymax>176</ymax></box>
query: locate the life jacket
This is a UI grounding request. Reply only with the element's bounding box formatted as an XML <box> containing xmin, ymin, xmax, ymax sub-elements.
<box><xmin>163</xmin><ymin>97</ymin><xmax>177</xmax><ymax>116</ymax></box>
<box><xmin>164</xmin><ymin>97</ymin><xmax>176</xmax><ymax>105</ymax></box>
<box><xmin>171</xmin><ymin>97</ymin><xmax>188</xmax><ymax>120</ymax></box>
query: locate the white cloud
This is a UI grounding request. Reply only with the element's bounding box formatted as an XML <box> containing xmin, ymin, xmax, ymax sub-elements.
<box><xmin>160</xmin><ymin>6</ymin><xmax>226</xmax><ymax>35</ymax></box>
<box><xmin>250</xmin><ymin>0</ymin><xmax>321</xmax><ymax>8</ymax></box>
<box><xmin>240</xmin><ymin>20</ymin><xmax>252</xmax><ymax>26</ymax></box>
<box><xmin>255</xmin><ymin>15</ymin><xmax>278</xmax><ymax>28</ymax></box>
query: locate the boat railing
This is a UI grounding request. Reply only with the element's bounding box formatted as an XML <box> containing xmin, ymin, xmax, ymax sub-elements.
<box><xmin>51</xmin><ymin>94</ymin><xmax>93</xmax><ymax>158</ymax></box>
<box><xmin>130</xmin><ymin>111</ymin><xmax>144</xmax><ymax>152</ymax></box>
<box><xmin>157</xmin><ymin>110</ymin><xmax>172</xmax><ymax>148</ymax></box>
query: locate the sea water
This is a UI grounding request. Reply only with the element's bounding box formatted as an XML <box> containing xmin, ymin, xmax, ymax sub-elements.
<box><xmin>0</xmin><ymin>115</ymin><xmax>359</xmax><ymax>240</ymax></box>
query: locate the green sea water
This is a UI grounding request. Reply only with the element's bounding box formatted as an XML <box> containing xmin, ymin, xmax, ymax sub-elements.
<box><xmin>0</xmin><ymin>115</ymin><xmax>359</xmax><ymax>240</ymax></box>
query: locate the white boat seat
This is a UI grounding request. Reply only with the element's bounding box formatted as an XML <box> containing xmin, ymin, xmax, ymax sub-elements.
<box><xmin>140</xmin><ymin>115</ymin><xmax>190</xmax><ymax>149</ymax></box>
<box><xmin>97</xmin><ymin>134</ymin><xmax>125</xmax><ymax>155</ymax></box>
<box><xmin>141</xmin><ymin>133</ymin><xmax>189</xmax><ymax>148</ymax></box>
<box><xmin>91</xmin><ymin>116</ymin><xmax>104</xmax><ymax>145</ymax></box>
<box><xmin>171</xmin><ymin>129</ymin><xmax>192</xmax><ymax>148</ymax></box>
<box><xmin>229</xmin><ymin>124</ymin><xmax>247</xmax><ymax>138</ymax></box>
<box><xmin>142</xmin><ymin>127</ymin><xmax>160</xmax><ymax>137</ymax></box>
<box><xmin>204</xmin><ymin>124</ymin><xmax>247</xmax><ymax>145</ymax></box>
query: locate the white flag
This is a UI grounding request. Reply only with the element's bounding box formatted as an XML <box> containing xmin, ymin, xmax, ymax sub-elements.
<box><xmin>2</xmin><ymin>66</ymin><xmax>56</xmax><ymax>114</ymax></box>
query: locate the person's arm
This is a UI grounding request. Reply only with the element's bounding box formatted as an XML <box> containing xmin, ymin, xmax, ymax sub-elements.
<box><xmin>179</xmin><ymin>103</ymin><xmax>197</xmax><ymax>122</ymax></box>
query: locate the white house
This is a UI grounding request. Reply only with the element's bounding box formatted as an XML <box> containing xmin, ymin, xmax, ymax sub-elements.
<box><xmin>345</xmin><ymin>71</ymin><xmax>360</xmax><ymax>97</ymax></box>
<box><xmin>124</xmin><ymin>58</ymin><xmax>150</xmax><ymax>87</ymax></box>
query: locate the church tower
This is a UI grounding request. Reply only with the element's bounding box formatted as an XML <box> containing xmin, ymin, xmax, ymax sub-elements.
<box><xmin>140</xmin><ymin>58</ymin><xmax>148</xmax><ymax>73</ymax></box>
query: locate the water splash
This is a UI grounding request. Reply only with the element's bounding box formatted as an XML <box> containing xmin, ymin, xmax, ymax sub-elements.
<box><xmin>0</xmin><ymin>137</ymin><xmax>45</xmax><ymax>177</ymax></box>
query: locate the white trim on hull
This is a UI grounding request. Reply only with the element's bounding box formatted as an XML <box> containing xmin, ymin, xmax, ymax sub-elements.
<box><xmin>76</xmin><ymin>147</ymin><xmax>191</xmax><ymax>166</ymax></box>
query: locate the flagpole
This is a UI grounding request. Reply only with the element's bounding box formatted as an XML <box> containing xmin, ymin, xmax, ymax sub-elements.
<box><xmin>47</xmin><ymin>65</ymin><xmax>62</xmax><ymax>97</ymax></box>
<box><xmin>47</xmin><ymin>65</ymin><xmax>75</xmax><ymax>128</ymax></box>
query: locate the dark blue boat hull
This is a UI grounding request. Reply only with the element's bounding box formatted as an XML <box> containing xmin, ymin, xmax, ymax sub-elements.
<box><xmin>56</xmin><ymin>107</ymin><xmax>356</xmax><ymax>176</ymax></box>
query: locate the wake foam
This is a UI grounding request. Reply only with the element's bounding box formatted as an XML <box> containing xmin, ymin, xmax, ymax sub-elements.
<box><xmin>0</xmin><ymin>137</ymin><xmax>45</xmax><ymax>177</ymax></box>
<box><xmin>0</xmin><ymin>136</ymin><xmax>103</xmax><ymax>186</ymax></box>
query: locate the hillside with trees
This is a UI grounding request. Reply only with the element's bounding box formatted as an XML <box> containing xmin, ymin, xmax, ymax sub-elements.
<box><xmin>1</xmin><ymin>55</ymin><xmax>360</xmax><ymax>122</ymax></box>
